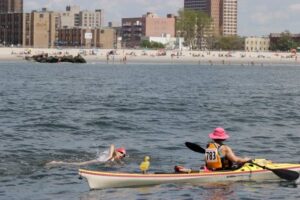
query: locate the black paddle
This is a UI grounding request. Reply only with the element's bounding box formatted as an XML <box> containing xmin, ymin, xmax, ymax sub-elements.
<box><xmin>185</xmin><ymin>142</ymin><xmax>205</xmax><ymax>154</ymax></box>
<box><xmin>185</xmin><ymin>142</ymin><xmax>300</xmax><ymax>181</ymax></box>
<box><xmin>248</xmin><ymin>161</ymin><xmax>299</xmax><ymax>181</ymax></box>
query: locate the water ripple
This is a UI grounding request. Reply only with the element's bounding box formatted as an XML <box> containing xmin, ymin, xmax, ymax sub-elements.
<box><xmin>1</xmin><ymin>63</ymin><xmax>300</xmax><ymax>199</ymax></box>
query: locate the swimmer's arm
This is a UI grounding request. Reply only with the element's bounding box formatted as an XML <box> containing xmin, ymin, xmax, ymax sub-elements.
<box><xmin>47</xmin><ymin>159</ymin><xmax>99</xmax><ymax>166</ymax></box>
<box><xmin>69</xmin><ymin>159</ymin><xmax>99</xmax><ymax>166</ymax></box>
<box><xmin>107</xmin><ymin>144</ymin><xmax>115</xmax><ymax>161</ymax></box>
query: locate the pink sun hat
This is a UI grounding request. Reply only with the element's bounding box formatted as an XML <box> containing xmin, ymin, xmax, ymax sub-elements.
<box><xmin>209</xmin><ymin>127</ymin><xmax>230</xmax><ymax>140</ymax></box>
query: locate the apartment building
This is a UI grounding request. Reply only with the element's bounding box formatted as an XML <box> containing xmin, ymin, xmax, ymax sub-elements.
<box><xmin>78</xmin><ymin>9</ymin><xmax>102</xmax><ymax>28</ymax></box>
<box><xmin>23</xmin><ymin>9</ymin><xmax>59</xmax><ymax>48</ymax></box>
<box><xmin>184</xmin><ymin>0</ymin><xmax>237</xmax><ymax>36</ymax></box>
<box><xmin>122</xmin><ymin>12</ymin><xmax>175</xmax><ymax>48</ymax></box>
<box><xmin>208</xmin><ymin>0</ymin><xmax>221</xmax><ymax>36</ymax></box>
<box><xmin>0</xmin><ymin>12</ymin><xmax>23</xmax><ymax>46</ymax></box>
<box><xmin>184</xmin><ymin>0</ymin><xmax>208</xmax><ymax>12</ymax></box>
<box><xmin>245</xmin><ymin>37</ymin><xmax>270</xmax><ymax>52</ymax></box>
<box><xmin>0</xmin><ymin>0</ymin><xmax>23</xmax><ymax>46</ymax></box>
<box><xmin>0</xmin><ymin>0</ymin><xmax>23</xmax><ymax>13</ymax></box>
<box><xmin>59</xmin><ymin>5</ymin><xmax>80</xmax><ymax>28</ymax></box>
<box><xmin>58</xmin><ymin>27</ymin><xmax>116</xmax><ymax>48</ymax></box>
<box><xmin>269</xmin><ymin>33</ymin><xmax>300</xmax><ymax>45</ymax></box>
<box><xmin>221</xmin><ymin>0</ymin><xmax>237</xmax><ymax>35</ymax></box>
<box><xmin>58</xmin><ymin>6</ymin><xmax>102</xmax><ymax>29</ymax></box>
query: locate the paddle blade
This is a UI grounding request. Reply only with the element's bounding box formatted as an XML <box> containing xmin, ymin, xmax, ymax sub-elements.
<box><xmin>272</xmin><ymin>169</ymin><xmax>300</xmax><ymax>181</ymax></box>
<box><xmin>250</xmin><ymin>160</ymin><xmax>300</xmax><ymax>181</ymax></box>
<box><xmin>185</xmin><ymin>142</ymin><xmax>206</xmax><ymax>154</ymax></box>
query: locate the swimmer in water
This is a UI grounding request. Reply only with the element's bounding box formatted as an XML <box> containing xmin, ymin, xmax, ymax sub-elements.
<box><xmin>47</xmin><ymin>144</ymin><xmax>126</xmax><ymax>166</ymax></box>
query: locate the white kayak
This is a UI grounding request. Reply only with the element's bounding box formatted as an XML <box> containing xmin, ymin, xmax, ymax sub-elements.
<box><xmin>78</xmin><ymin>159</ymin><xmax>300</xmax><ymax>190</ymax></box>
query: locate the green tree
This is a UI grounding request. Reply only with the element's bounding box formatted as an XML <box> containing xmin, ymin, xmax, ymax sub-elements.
<box><xmin>270</xmin><ymin>31</ymin><xmax>299</xmax><ymax>51</ymax></box>
<box><xmin>195</xmin><ymin>12</ymin><xmax>213</xmax><ymax>50</ymax></box>
<box><xmin>151</xmin><ymin>41</ymin><xmax>164</xmax><ymax>49</ymax></box>
<box><xmin>140</xmin><ymin>40</ymin><xmax>164</xmax><ymax>49</ymax></box>
<box><xmin>212</xmin><ymin>36</ymin><xmax>245</xmax><ymax>50</ymax></box>
<box><xmin>176</xmin><ymin>9</ymin><xmax>212</xmax><ymax>50</ymax></box>
<box><xmin>141</xmin><ymin>40</ymin><xmax>151</xmax><ymax>48</ymax></box>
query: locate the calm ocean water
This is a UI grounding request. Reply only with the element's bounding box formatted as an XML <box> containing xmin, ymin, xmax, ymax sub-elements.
<box><xmin>0</xmin><ymin>61</ymin><xmax>299</xmax><ymax>200</ymax></box>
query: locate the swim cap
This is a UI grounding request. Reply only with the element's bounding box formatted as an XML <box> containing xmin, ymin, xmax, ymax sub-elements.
<box><xmin>116</xmin><ymin>148</ymin><xmax>126</xmax><ymax>155</ymax></box>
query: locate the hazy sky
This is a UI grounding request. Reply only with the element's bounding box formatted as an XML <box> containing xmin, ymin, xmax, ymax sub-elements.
<box><xmin>24</xmin><ymin>0</ymin><xmax>300</xmax><ymax>36</ymax></box>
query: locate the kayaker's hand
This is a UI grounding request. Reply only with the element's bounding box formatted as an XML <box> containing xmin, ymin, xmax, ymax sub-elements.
<box><xmin>243</xmin><ymin>157</ymin><xmax>252</xmax><ymax>163</ymax></box>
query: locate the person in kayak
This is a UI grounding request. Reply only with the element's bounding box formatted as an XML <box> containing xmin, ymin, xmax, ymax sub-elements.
<box><xmin>205</xmin><ymin>127</ymin><xmax>250</xmax><ymax>171</ymax></box>
<box><xmin>47</xmin><ymin>144</ymin><xmax>126</xmax><ymax>166</ymax></box>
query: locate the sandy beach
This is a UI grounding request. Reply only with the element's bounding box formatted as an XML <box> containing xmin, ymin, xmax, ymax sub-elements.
<box><xmin>1</xmin><ymin>47</ymin><xmax>299</xmax><ymax>65</ymax></box>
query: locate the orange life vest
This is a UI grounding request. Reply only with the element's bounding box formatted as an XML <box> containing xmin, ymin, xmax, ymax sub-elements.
<box><xmin>205</xmin><ymin>143</ymin><xmax>233</xmax><ymax>170</ymax></box>
<box><xmin>205</xmin><ymin>143</ymin><xmax>223</xmax><ymax>170</ymax></box>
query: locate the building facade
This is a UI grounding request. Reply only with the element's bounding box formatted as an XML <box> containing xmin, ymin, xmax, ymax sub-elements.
<box><xmin>122</xmin><ymin>12</ymin><xmax>175</xmax><ymax>48</ymax></box>
<box><xmin>269</xmin><ymin>33</ymin><xmax>300</xmax><ymax>45</ymax></box>
<box><xmin>208</xmin><ymin>0</ymin><xmax>221</xmax><ymax>36</ymax></box>
<box><xmin>221</xmin><ymin>0</ymin><xmax>237</xmax><ymax>35</ymax></box>
<box><xmin>78</xmin><ymin>9</ymin><xmax>102</xmax><ymax>28</ymax></box>
<box><xmin>184</xmin><ymin>0</ymin><xmax>237</xmax><ymax>36</ymax></box>
<box><xmin>245</xmin><ymin>37</ymin><xmax>270</xmax><ymax>52</ymax></box>
<box><xmin>0</xmin><ymin>0</ymin><xmax>23</xmax><ymax>13</ymax></box>
<box><xmin>184</xmin><ymin>0</ymin><xmax>208</xmax><ymax>12</ymax></box>
<box><xmin>0</xmin><ymin>0</ymin><xmax>23</xmax><ymax>46</ymax></box>
<box><xmin>58</xmin><ymin>6</ymin><xmax>103</xmax><ymax>29</ymax></box>
<box><xmin>58</xmin><ymin>27</ymin><xmax>116</xmax><ymax>49</ymax></box>
<box><xmin>59</xmin><ymin>5</ymin><xmax>80</xmax><ymax>28</ymax></box>
<box><xmin>0</xmin><ymin>12</ymin><xmax>23</xmax><ymax>46</ymax></box>
<box><xmin>23</xmin><ymin>9</ymin><xmax>59</xmax><ymax>48</ymax></box>
<box><xmin>143</xmin><ymin>13</ymin><xmax>175</xmax><ymax>37</ymax></box>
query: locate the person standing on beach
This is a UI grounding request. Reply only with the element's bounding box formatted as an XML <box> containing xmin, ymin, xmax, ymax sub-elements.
<box><xmin>106</xmin><ymin>54</ymin><xmax>109</xmax><ymax>63</ymax></box>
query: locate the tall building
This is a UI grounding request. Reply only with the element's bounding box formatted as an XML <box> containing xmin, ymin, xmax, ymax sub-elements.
<box><xmin>221</xmin><ymin>0</ymin><xmax>237</xmax><ymax>36</ymax></box>
<box><xmin>0</xmin><ymin>12</ymin><xmax>23</xmax><ymax>46</ymax></box>
<box><xmin>79</xmin><ymin>9</ymin><xmax>102</xmax><ymax>28</ymax></box>
<box><xmin>23</xmin><ymin>9</ymin><xmax>59</xmax><ymax>48</ymax></box>
<box><xmin>0</xmin><ymin>0</ymin><xmax>23</xmax><ymax>13</ymax></box>
<box><xmin>58</xmin><ymin>6</ymin><xmax>102</xmax><ymax>29</ymax></box>
<box><xmin>208</xmin><ymin>0</ymin><xmax>221</xmax><ymax>36</ymax></box>
<box><xmin>122</xmin><ymin>12</ymin><xmax>175</xmax><ymax>48</ymax></box>
<box><xmin>0</xmin><ymin>0</ymin><xmax>23</xmax><ymax>46</ymax></box>
<box><xmin>184</xmin><ymin>0</ymin><xmax>208</xmax><ymax>12</ymax></box>
<box><xmin>184</xmin><ymin>0</ymin><xmax>237</xmax><ymax>36</ymax></box>
<box><xmin>59</xmin><ymin>5</ymin><xmax>80</xmax><ymax>28</ymax></box>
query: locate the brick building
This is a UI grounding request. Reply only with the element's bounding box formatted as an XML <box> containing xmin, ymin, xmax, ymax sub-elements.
<box><xmin>122</xmin><ymin>12</ymin><xmax>175</xmax><ymax>48</ymax></box>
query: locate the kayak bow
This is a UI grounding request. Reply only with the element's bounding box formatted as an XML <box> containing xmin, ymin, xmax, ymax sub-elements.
<box><xmin>79</xmin><ymin>159</ymin><xmax>300</xmax><ymax>190</ymax></box>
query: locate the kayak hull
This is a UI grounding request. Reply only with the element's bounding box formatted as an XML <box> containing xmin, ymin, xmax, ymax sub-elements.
<box><xmin>79</xmin><ymin>160</ymin><xmax>300</xmax><ymax>190</ymax></box>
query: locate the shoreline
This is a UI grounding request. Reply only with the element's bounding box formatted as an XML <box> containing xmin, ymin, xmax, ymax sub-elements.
<box><xmin>0</xmin><ymin>47</ymin><xmax>299</xmax><ymax>65</ymax></box>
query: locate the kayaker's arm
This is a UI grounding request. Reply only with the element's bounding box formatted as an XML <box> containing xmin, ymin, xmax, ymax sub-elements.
<box><xmin>224</xmin><ymin>146</ymin><xmax>250</xmax><ymax>163</ymax></box>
